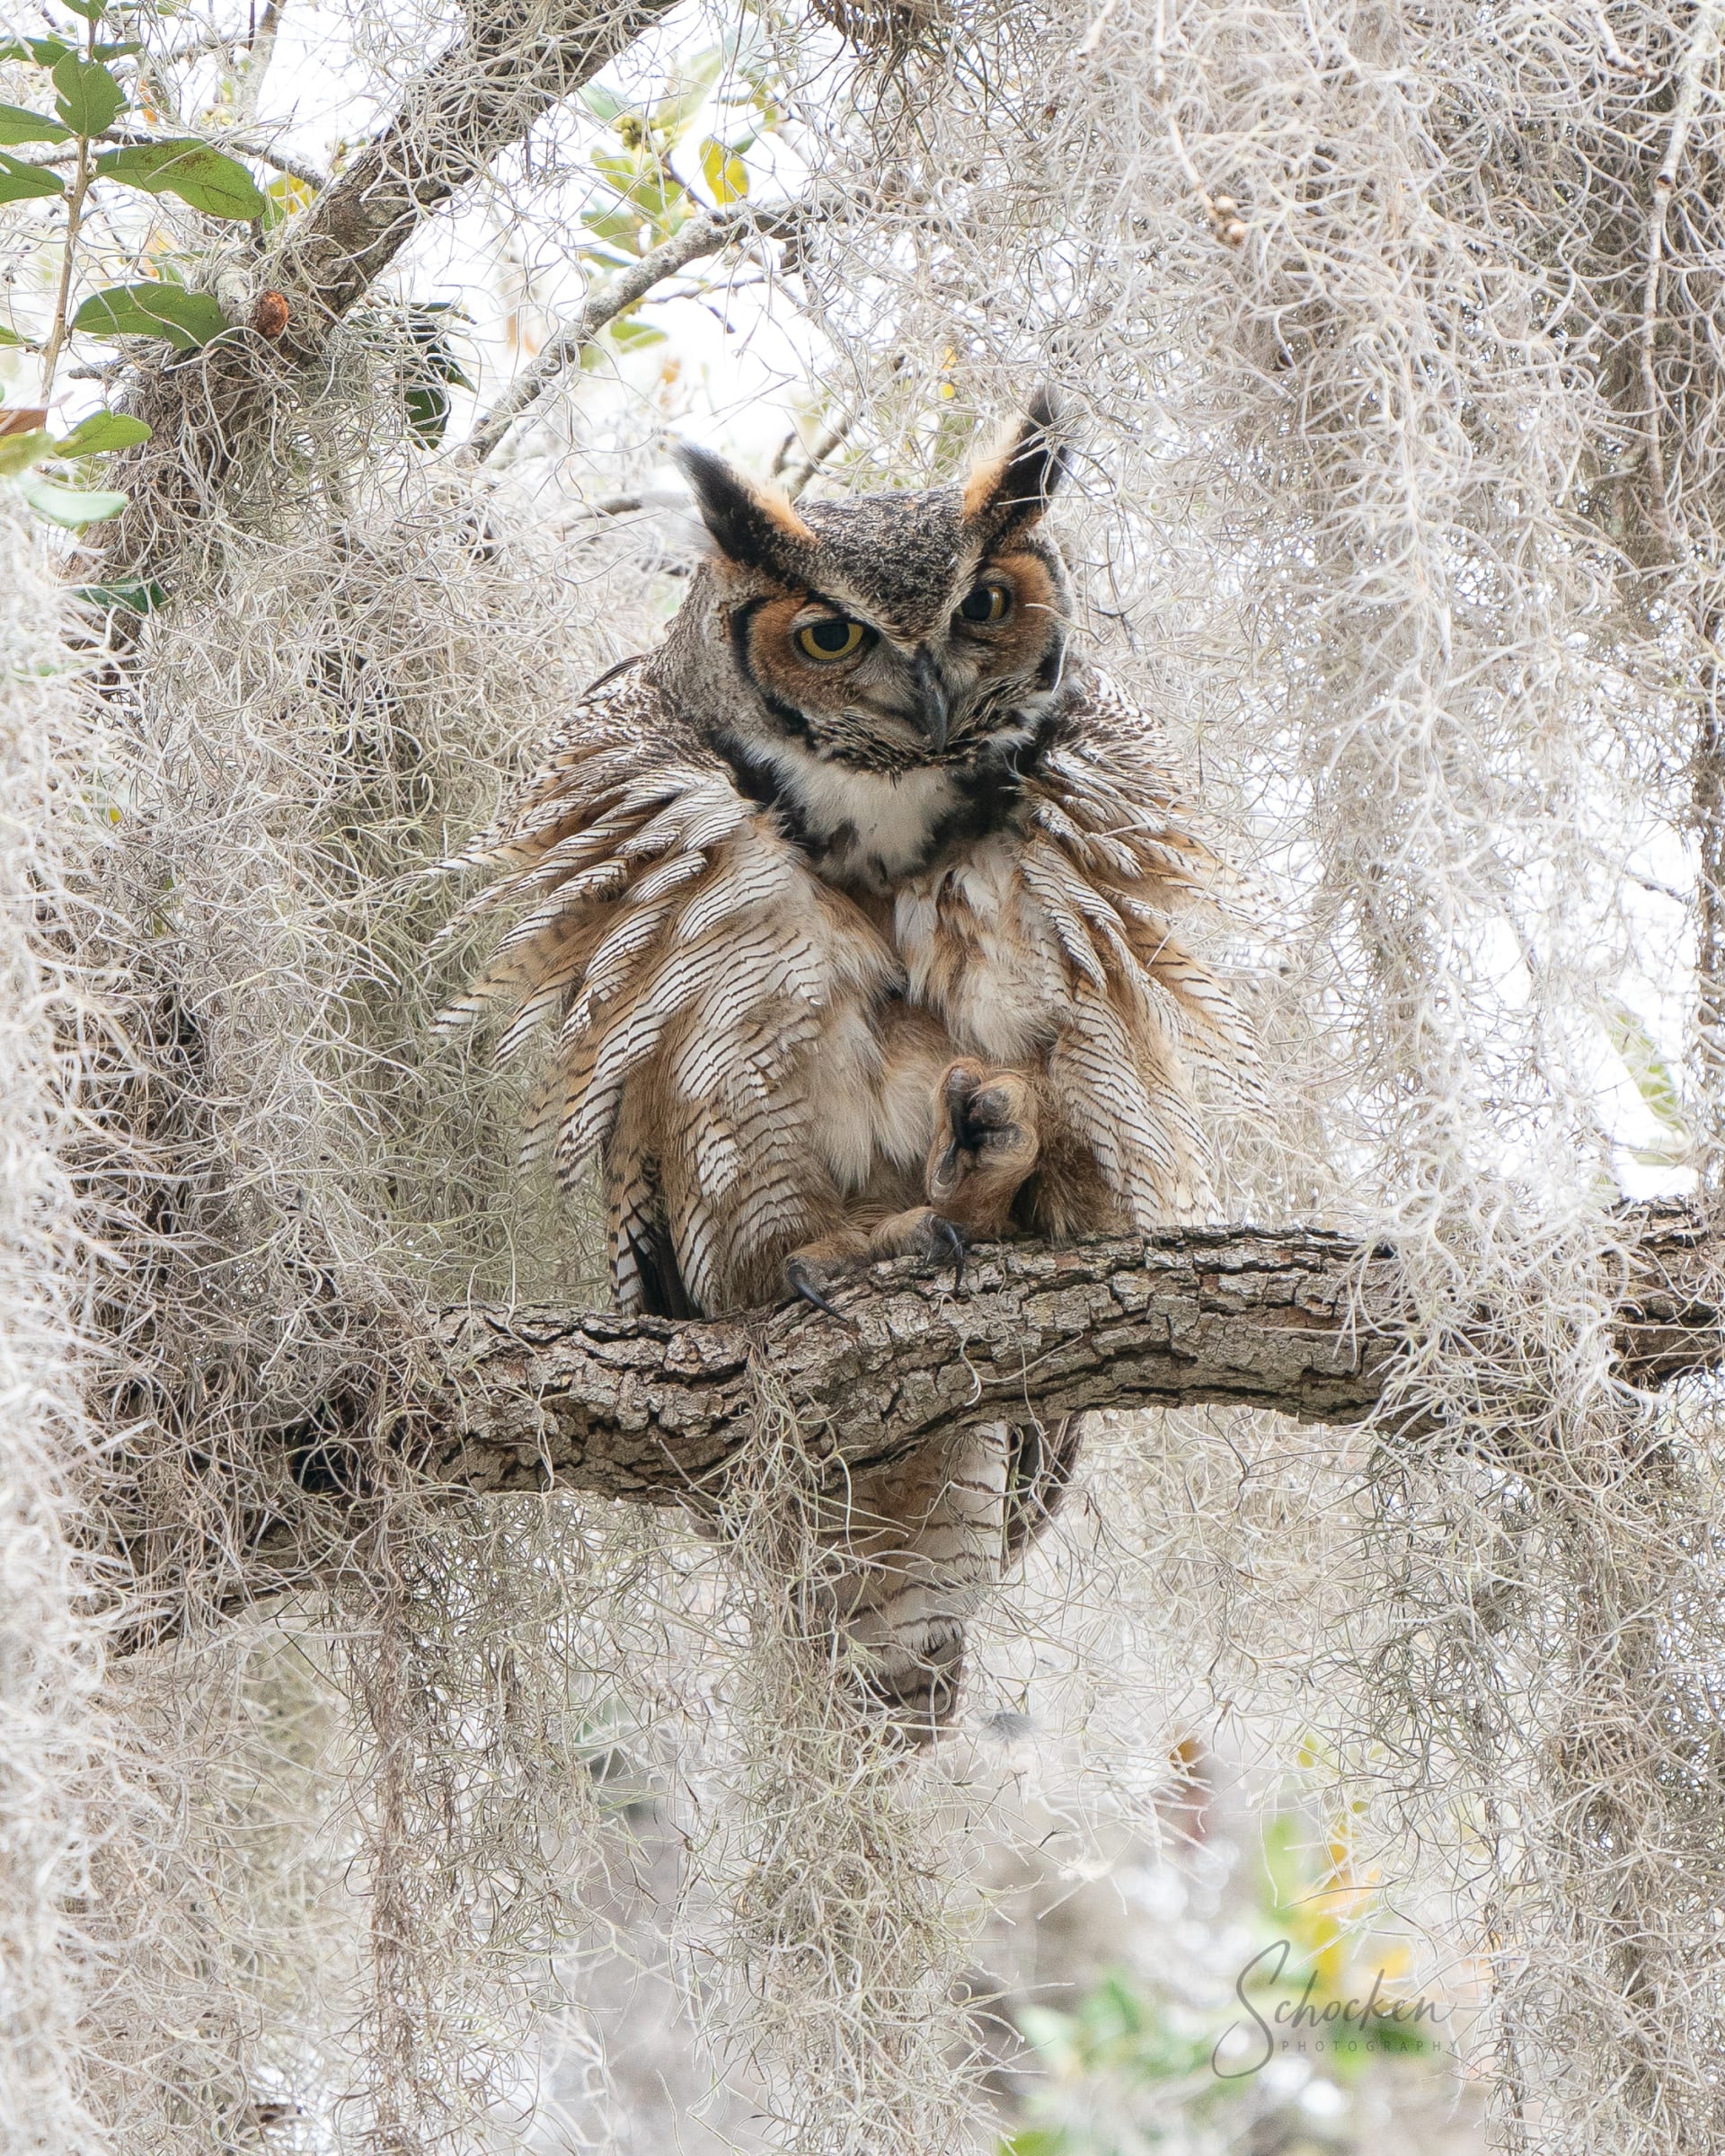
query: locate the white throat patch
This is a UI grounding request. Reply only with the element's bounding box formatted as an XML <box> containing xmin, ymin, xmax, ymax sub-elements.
<box><xmin>761</xmin><ymin>742</ymin><xmax>965</xmax><ymax>882</ymax></box>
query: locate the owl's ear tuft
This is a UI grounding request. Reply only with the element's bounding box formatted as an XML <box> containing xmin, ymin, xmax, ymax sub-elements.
<box><xmin>962</xmin><ymin>389</ymin><xmax>1069</xmax><ymax>536</ymax></box>
<box><xmin>674</xmin><ymin>442</ymin><xmax>814</xmax><ymax>578</ymax></box>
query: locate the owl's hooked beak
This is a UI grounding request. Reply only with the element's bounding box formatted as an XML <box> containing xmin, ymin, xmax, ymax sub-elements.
<box><xmin>909</xmin><ymin>649</ymin><xmax>950</xmax><ymax>755</ymax></box>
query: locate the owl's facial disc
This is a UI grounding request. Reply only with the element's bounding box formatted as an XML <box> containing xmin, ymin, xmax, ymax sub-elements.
<box><xmin>733</xmin><ymin>544</ymin><xmax>1066</xmax><ymax>765</ymax></box>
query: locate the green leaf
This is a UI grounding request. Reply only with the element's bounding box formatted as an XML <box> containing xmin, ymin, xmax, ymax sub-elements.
<box><xmin>0</xmin><ymin>429</ymin><xmax>53</xmax><ymax>478</ymax></box>
<box><xmin>0</xmin><ymin>37</ymin><xmax>75</xmax><ymax>66</ymax></box>
<box><xmin>15</xmin><ymin>471</ymin><xmax>127</xmax><ymax>525</ymax></box>
<box><xmin>74</xmin><ymin>578</ymin><xmax>164</xmax><ymax>614</ymax></box>
<box><xmin>0</xmin><ymin>148</ymin><xmax>66</xmax><ymax>200</ymax></box>
<box><xmin>399</xmin><ymin>304</ymin><xmax>474</xmax><ymax>442</ymax></box>
<box><xmin>650</xmin><ymin>51</ymin><xmax>724</xmax><ymax>139</ymax></box>
<box><xmin>73</xmin><ymin>282</ymin><xmax>227</xmax><ymax>348</ymax></box>
<box><xmin>587</xmin><ymin>151</ymin><xmax>683</xmax><ymax>228</ymax></box>
<box><xmin>403</xmin><ymin>380</ymin><xmax>450</xmax><ymax>446</ymax></box>
<box><xmin>52</xmin><ymin>54</ymin><xmax>126</xmax><ymax>137</ymax></box>
<box><xmin>94</xmin><ymin>138</ymin><xmax>266</xmax><ymax>220</ymax></box>
<box><xmin>0</xmin><ymin>102</ymin><xmax>73</xmax><ymax>145</ymax></box>
<box><xmin>1603</xmin><ymin>997</ymin><xmax>1690</xmax><ymax>1139</ymax></box>
<box><xmin>261</xmin><ymin>169</ymin><xmax>314</xmax><ymax>230</ymax></box>
<box><xmin>0</xmin><ymin>31</ymin><xmax>138</xmax><ymax>63</ymax></box>
<box><xmin>699</xmin><ymin>137</ymin><xmax>748</xmax><ymax>203</ymax></box>
<box><xmin>0</xmin><ymin>323</ymin><xmax>32</xmax><ymax>348</ymax></box>
<box><xmin>56</xmin><ymin>410</ymin><xmax>151</xmax><ymax>455</ymax></box>
<box><xmin>591</xmin><ymin>150</ymin><xmax>641</xmax><ymax>189</ymax></box>
<box><xmin>583</xmin><ymin>208</ymin><xmax>645</xmax><ymax>249</ymax></box>
<box><xmin>607</xmin><ymin>314</ymin><xmax>667</xmax><ymax>351</ymax></box>
<box><xmin>412</xmin><ymin>343</ymin><xmax>473</xmax><ymax>392</ymax></box>
<box><xmin>61</xmin><ymin>0</ymin><xmax>108</xmax><ymax>19</ymax></box>
<box><xmin>578</xmin><ymin>84</ymin><xmax>627</xmax><ymax>124</ymax></box>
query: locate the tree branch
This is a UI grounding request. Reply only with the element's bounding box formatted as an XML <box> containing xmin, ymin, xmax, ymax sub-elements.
<box><xmin>404</xmin><ymin>1207</ymin><xmax>1722</xmax><ymax>1507</ymax></box>
<box><xmin>464</xmin><ymin>201</ymin><xmax>810</xmax><ymax>465</ymax></box>
<box><xmin>99</xmin><ymin>0</ymin><xmax>679</xmax><ymax>578</ymax></box>
<box><xmin>267</xmin><ymin>0</ymin><xmax>678</xmax><ymax>358</ymax></box>
<box><xmin>110</xmin><ymin>1207</ymin><xmax>1722</xmax><ymax>1644</ymax></box>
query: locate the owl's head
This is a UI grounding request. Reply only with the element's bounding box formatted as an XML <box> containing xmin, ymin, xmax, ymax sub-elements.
<box><xmin>661</xmin><ymin>396</ymin><xmax>1073</xmax><ymax>800</ymax></box>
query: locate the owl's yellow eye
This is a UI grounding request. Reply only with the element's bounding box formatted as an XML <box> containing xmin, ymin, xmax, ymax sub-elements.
<box><xmin>795</xmin><ymin>617</ymin><xmax>871</xmax><ymax>664</ymax></box>
<box><xmin>957</xmin><ymin>581</ymin><xmax>1013</xmax><ymax>626</ymax></box>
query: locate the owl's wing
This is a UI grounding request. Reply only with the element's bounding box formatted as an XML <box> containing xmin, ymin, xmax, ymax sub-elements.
<box><xmin>1022</xmin><ymin>673</ymin><xmax>1255</xmax><ymax>1224</ymax></box>
<box><xmin>445</xmin><ymin>661</ymin><xmax>900</xmax><ymax>1315</ymax></box>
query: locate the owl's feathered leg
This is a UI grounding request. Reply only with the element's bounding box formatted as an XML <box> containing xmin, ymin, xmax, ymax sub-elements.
<box><xmin>814</xmin><ymin>1413</ymin><xmax>1081</xmax><ymax>1742</ymax></box>
<box><xmin>782</xmin><ymin>1063</ymin><xmax>1075</xmax><ymax>1729</ymax></box>
<box><xmin>1004</xmin><ymin>1412</ymin><xmax>1084</xmax><ymax>1554</ymax></box>
<box><xmin>785</xmin><ymin>1208</ymin><xmax>965</xmax><ymax>1319</ymax></box>
<box><xmin>822</xmin><ymin>1422</ymin><xmax>1013</xmax><ymax>1739</ymax></box>
<box><xmin>783</xmin><ymin>1058</ymin><xmax>1041</xmax><ymax>1315</ymax></box>
<box><xmin>924</xmin><ymin>1060</ymin><xmax>1040</xmax><ymax>1236</ymax></box>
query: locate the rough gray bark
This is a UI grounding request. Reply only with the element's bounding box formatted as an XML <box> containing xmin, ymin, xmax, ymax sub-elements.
<box><xmin>111</xmin><ymin>1206</ymin><xmax>1721</xmax><ymax>1644</ymax></box>
<box><xmin>266</xmin><ymin>0</ymin><xmax>679</xmax><ymax>356</ymax></box>
<box><xmin>411</xmin><ymin>1206</ymin><xmax>1722</xmax><ymax>1507</ymax></box>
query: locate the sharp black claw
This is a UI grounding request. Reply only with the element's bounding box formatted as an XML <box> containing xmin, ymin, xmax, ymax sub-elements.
<box><xmin>788</xmin><ymin>1261</ymin><xmax>856</xmax><ymax>1327</ymax></box>
<box><xmin>933</xmin><ymin>1215</ymin><xmax>966</xmax><ymax>1293</ymax></box>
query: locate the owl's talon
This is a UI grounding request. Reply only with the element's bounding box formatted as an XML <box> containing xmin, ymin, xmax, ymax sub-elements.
<box><xmin>787</xmin><ymin>1258</ymin><xmax>857</xmax><ymax>1327</ymax></box>
<box><xmin>926</xmin><ymin>1061</ymin><xmax>1040</xmax><ymax>1239</ymax></box>
<box><xmin>932</xmin><ymin>1214</ymin><xmax>966</xmax><ymax>1292</ymax></box>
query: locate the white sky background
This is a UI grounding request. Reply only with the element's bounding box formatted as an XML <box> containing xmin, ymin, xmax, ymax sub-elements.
<box><xmin>0</xmin><ymin>0</ymin><xmax>1703</xmax><ymax>1195</ymax></box>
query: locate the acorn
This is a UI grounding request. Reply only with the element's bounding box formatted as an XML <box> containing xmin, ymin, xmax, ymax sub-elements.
<box><xmin>252</xmin><ymin>291</ymin><xmax>290</xmax><ymax>339</ymax></box>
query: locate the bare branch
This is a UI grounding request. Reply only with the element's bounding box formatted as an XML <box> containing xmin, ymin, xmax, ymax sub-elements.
<box><xmin>231</xmin><ymin>0</ymin><xmax>287</xmax><ymax>130</ymax></box>
<box><xmin>97</xmin><ymin>0</ymin><xmax>679</xmax><ymax>579</ymax></box>
<box><xmin>267</xmin><ymin>0</ymin><xmax>680</xmax><ymax>360</ymax></box>
<box><xmin>376</xmin><ymin>1208</ymin><xmax>1721</xmax><ymax>1508</ymax></box>
<box><xmin>464</xmin><ymin>202</ymin><xmax>813</xmax><ymax>465</ymax></box>
<box><xmin>781</xmin><ymin>400</ymin><xmax>862</xmax><ymax>498</ymax></box>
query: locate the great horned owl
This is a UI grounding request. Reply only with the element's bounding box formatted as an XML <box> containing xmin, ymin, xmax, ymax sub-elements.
<box><xmin>453</xmin><ymin>396</ymin><xmax>1247</xmax><ymax>1732</ymax></box>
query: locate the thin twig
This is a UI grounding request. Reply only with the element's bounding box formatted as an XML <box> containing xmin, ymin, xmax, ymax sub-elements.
<box><xmin>231</xmin><ymin>0</ymin><xmax>286</xmax><ymax>129</ymax></box>
<box><xmin>782</xmin><ymin>403</ymin><xmax>862</xmax><ymax>498</ymax></box>
<box><xmin>35</xmin><ymin>4</ymin><xmax>101</xmax><ymax>405</ymax></box>
<box><xmin>464</xmin><ymin>202</ymin><xmax>812</xmax><ymax>466</ymax></box>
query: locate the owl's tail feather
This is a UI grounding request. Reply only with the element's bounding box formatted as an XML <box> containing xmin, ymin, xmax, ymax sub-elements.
<box><xmin>827</xmin><ymin>1415</ymin><xmax>1084</xmax><ymax>1745</ymax></box>
<box><xmin>853</xmin><ymin>1617</ymin><xmax>969</xmax><ymax>1742</ymax></box>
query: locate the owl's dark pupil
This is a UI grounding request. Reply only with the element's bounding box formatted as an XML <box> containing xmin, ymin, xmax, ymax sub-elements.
<box><xmin>960</xmin><ymin>584</ymin><xmax>1006</xmax><ymax>623</ymax></box>
<box><xmin>809</xmin><ymin>619</ymin><xmax>854</xmax><ymax>652</ymax></box>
